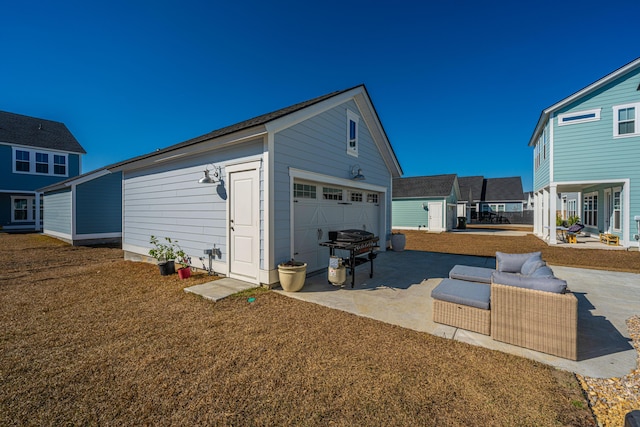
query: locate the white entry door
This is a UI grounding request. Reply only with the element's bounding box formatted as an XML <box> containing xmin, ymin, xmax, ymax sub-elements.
<box><xmin>229</xmin><ymin>168</ymin><xmax>259</xmax><ymax>282</ymax></box>
<box><xmin>428</xmin><ymin>202</ymin><xmax>443</xmax><ymax>231</ymax></box>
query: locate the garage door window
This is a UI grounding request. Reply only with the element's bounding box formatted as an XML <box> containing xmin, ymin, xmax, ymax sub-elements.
<box><xmin>323</xmin><ymin>187</ymin><xmax>343</xmax><ymax>200</ymax></box>
<box><xmin>294</xmin><ymin>183</ymin><xmax>316</xmax><ymax>199</ymax></box>
<box><xmin>350</xmin><ymin>192</ymin><xmax>363</xmax><ymax>202</ymax></box>
<box><xmin>367</xmin><ymin>193</ymin><xmax>379</xmax><ymax>204</ymax></box>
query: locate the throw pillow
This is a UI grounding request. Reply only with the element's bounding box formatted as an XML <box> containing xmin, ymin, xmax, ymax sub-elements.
<box><xmin>521</xmin><ymin>257</ymin><xmax>546</xmax><ymax>276</ymax></box>
<box><xmin>530</xmin><ymin>266</ymin><xmax>555</xmax><ymax>278</ymax></box>
<box><xmin>496</xmin><ymin>251</ymin><xmax>542</xmax><ymax>273</ymax></box>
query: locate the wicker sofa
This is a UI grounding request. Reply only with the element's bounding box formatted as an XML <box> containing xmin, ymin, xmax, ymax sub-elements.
<box><xmin>431</xmin><ymin>252</ymin><xmax>578</xmax><ymax>360</ymax></box>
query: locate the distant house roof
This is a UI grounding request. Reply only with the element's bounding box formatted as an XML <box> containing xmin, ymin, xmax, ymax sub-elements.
<box><xmin>483</xmin><ymin>177</ymin><xmax>524</xmax><ymax>202</ymax></box>
<box><xmin>393</xmin><ymin>174</ymin><xmax>457</xmax><ymax>198</ymax></box>
<box><xmin>458</xmin><ymin>176</ymin><xmax>484</xmax><ymax>202</ymax></box>
<box><xmin>0</xmin><ymin>110</ymin><xmax>85</xmax><ymax>154</ymax></box>
<box><xmin>528</xmin><ymin>56</ymin><xmax>640</xmax><ymax>146</ymax></box>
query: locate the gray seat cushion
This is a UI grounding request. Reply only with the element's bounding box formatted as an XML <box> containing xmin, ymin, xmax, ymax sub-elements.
<box><xmin>431</xmin><ymin>278</ymin><xmax>491</xmax><ymax>310</ymax></box>
<box><xmin>496</xmin><ymin>251</ymin><xmax>542</xmax><ymax>273</ymax></box>
<box><xmin>491</xmin><ymin>271</ymin><xmax>567</xmax><ymax>294</ymax></box>
<box><xmin>449</xmin><ymin>264</ymin><xmax>494</xmax><ymax>284</ymax></box>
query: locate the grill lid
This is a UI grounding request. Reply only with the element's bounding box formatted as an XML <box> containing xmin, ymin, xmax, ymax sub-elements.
<box><xmin>331</xmin><ymin>229</ymin><xmax>375</xmax><ymax>242</ymax></box>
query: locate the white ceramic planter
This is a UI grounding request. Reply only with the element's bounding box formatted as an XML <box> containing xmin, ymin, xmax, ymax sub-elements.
<box><xmin>391</xmin><ymin>234</ymin><xmax>406</xmax><ymax>252</ymax></box>
<box><xmin>278</xmin><ymin>263</ymin><xmax>307</xmax><ymax>292</ymax></box>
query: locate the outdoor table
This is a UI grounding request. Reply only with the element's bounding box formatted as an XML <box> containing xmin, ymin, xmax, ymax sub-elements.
<box><xmin>319</xmin><ymin>236</ymin><xmax>379</xmax><ymax>288</ymax></box>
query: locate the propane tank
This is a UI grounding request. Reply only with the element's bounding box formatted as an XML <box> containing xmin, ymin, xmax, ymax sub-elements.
<box><xmin>328</xmin><ymin>256</ymin><xmax>346</xmax><ymax>286</ymax></box>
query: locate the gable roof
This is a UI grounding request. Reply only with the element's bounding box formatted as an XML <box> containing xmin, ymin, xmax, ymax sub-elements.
<box><xmin>483</xmin><ymin>177</ymin><xmax>524</xmax><ymax>202</ymax></box>
<box><xmin>457</xmin><ymin>176</ymin><xmax>484</xmax><ymax>202</ymax></box>
<box><xmin>0</xmin><ymin>110</ymin><xmax>85</xmax><ymax>154</ymax></box>
<box><xmin>393</xmin><ymin>174</ymin><xmax>457</xmax><ymax>198</ymax></box>
<box><xmin>528</xmin><ymin>56</ymin><xmax>640</xmax><ymax>146</ymax></box>
<box><xmin>110</xmin><ymin>85</ymin><xmax>402</xmax><ymax>177</ymax></box>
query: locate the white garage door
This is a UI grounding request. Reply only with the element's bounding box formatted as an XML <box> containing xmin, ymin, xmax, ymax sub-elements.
<box><xmin>293</xmin><ymin>181</ymin><xmax>380</xmax><ymax>273</ymax></box>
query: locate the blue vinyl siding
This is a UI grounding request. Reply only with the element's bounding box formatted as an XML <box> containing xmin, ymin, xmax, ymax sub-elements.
<box><xmin>273</xmin><ymin>100</ymin><xmax>392</xmax><ymax>264</ymax></box>
<box><xmin>43</xmin><ymin>189</ymin><xmax>72</xmax><ymax>235</ymax></box>
<box><xmin>392</xmin><ymin>198</ymin><xmax>435</xmax><ymax>228</ymax></box>
<box><xmin>552</xmin><ymin>67</ymin><xmax>640</xmax><ymax>243</ymax></box>
<box><xmin>76</xmin><ymin>172</ymin><xmax>122</xmax><ymax>234</ymax></box>
<box><xmin>533</xmin><ymin>120</ymin><xmax>551</xmax><ymax>191</ymax></box>
<box><xmin>0</xmin><ymin>194</ymin><xmax>12</xmax><ymax>226</ymax></box>
<box><xmin>0</xmin><ymin>146</ymin><xmax>81</xmax><ymax>192</ymax></box>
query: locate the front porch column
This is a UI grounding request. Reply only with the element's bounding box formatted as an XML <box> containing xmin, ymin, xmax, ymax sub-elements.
<box><xmin>549</xmin><ymin>184</ymin><xmax>557</xmax><ymax>244</ymax></box>
<box><xmin>542</xmin><ymin>189</ymin><xmax>550</xmax><ymax>240</ymax></box>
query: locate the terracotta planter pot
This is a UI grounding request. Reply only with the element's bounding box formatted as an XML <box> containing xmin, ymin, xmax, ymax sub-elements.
<box><xmin>178</xmin><ymin>267</ymin><xmax>191</xmax><ymax>279</ymax></box>
<box><xmin>391</xmin><ymin>234</ymin><xmax>406</xmax><ymax>252</ymax></box>
<box><xmin>278</xmin><ymin>262</ymin><xmax>307</xmax><ymax>292</ymax></box>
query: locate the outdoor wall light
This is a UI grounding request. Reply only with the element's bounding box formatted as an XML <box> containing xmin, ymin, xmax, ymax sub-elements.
<box><xmin>198</xmin><ymin>165</ymin><xmax>221</xmax><ymax>184</ymax></box>
<box><xmin>350</xmin><ymin>164</ymin><xmax>365</xmax><ymax>181</ymax></box>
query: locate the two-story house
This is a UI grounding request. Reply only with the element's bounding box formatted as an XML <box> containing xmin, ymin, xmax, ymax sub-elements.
<box><xmin>0</xmin><ymin>111</ymin><xmax>85</xmax><ymax>231</ymax></box>
<box><xmin>529</xmin><ymin>57</ymin><xmax>640</xmax><ymax>248</ymax></box>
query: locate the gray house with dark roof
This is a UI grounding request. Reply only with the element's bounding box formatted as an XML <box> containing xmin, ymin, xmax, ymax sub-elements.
<box><xmin>56</xmin><ymin>85</ymin><xmax>401</xmax><ymax>284</ymax></box>
<box><xmin>0</xmin><ymin>111</ymin><xmax>85</xmax><ymax>231</ymax></box>
<box><xmin>456</xmin><ymin>176</ymin><xmax>525</xmax><ymax>223</ymax></box>
<box><xmin>392</xmin><ymin>174</ymin><xmax>460</xmax><ymax>231</ymax></box>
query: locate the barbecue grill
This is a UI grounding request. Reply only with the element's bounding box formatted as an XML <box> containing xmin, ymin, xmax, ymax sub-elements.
<box><xmin>320</xmin><ymin>229</ymin><xmax>379</xmax><ymax>288</ymax></box>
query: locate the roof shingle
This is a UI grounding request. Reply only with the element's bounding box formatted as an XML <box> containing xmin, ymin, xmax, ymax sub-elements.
<box><xmin>0</xmin><ymin>111</ymin><xmax>85</xmax><ymax>154</ymax></box>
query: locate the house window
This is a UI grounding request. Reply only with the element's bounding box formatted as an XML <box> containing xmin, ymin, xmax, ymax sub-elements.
<box><xmin>294</xmin><ymin>183</ymin><xmax>316</xmax><ymax>199</ymax></box>
<box><xmin>11</xmin><ymin>196</ymin><xmax>36</xmax><ymax>222</ymax></box>
<box><xmin>13</xmin><ymin>148</ymin><xmax>69</xmax><ymax>176</ymax></box>
<box><xmin>613</xmin><ymin>189</ymin><xmax>621</xmax><ymax>231</ymax></box>
<box><xmin>489</xmin><ymin>203</ymin><xmax>505</xmax><ymax>212</ymax></box>
<box><xmin>54</xmin><ymin>155</ymin><xmax>66</xmax><ymax>175</ymax></box>
<box><xmin>367</xmin><ymin>193</ymin><xmax>378</xmax><ymax>203</ymax></box>
<box><xmin>558</xmin><ymin>108</ymin><xmax>601</xmax><ymax>126</ymax></box>
<box><xmin>15</xmin><ymin>150</ymin><xmax>30</xmax><ymax>172</ymax></box>
<box><xmin>346</xmin><ymin>109</ymin><xmax>359</xmax><ymax>157</ymax></box>
<box><xmin>567</xmin><ymin>199</ymin><xmax>577</xmax><ymax>219</ymax></box>
<box><xmin>583</xmin><ymin>192</ymin><xmax>598</xmax><ymax>227</ymax></box>
<box><xmin>36</xmin><ymin>153</ymin><xmax>49</xmax><ymax>174</ymax></box>
<box><xmin>323</xmin><ymin>187</ymin><xmax>343</xmax><ymax>201</ymax></box>
<box><xmin>613</xmin><ymin>103</ymin><xmax>640</xmax><ymax>137</ymax></box>
<box><xmin>350</xmin><ymin>192</ymin><xmax>363</xmax><ymax>202</ymax></box>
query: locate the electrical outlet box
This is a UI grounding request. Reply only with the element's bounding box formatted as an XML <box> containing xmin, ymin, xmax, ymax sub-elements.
<box><xmin>203</xmin><ymin>249</ymin><xmax>213</xmax><ymax>255</ymax></box>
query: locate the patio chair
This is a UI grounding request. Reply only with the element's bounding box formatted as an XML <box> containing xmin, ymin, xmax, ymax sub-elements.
<box><xmin>565</xmin><ymin>223</ymin><xmax>584</xmax><ymax>244</ymax></box>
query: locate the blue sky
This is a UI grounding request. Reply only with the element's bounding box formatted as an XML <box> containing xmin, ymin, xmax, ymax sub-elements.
<box><xmin>3</xmin><ymin>1</ymin><xmax>640</xmax><ymax>191</ymax></box>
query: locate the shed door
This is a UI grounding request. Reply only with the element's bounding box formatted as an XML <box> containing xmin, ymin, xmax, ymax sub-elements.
<box><xmin>229</xmin><ymin>168</ymin><xmax>259</xmax><ymax>282</ymax></box>
<box><xmin>428</xmin><ymin>202</ymin><xmax>443</xmax><ymax>231</ymax></box>
<box><xmin>293</xmin><ymin>181</ymin><xmax>380</xmax><ymax>273</ymax></box>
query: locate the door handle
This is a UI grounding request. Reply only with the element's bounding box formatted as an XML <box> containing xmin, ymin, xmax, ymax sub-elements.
<box><xmin>230</xmin><ymin>226</ymin><xmax>234</xmax><ymax>231</ymax></box>
<box><xmin>317</xmin><ymin>228</ymin><xmax>323</xmax><ymax>240</ymax></box>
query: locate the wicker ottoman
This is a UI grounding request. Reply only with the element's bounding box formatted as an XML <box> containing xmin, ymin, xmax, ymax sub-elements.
<box><xmin>431</xmin><ymin>278</ymin><xmax>491</xmax><ymax>335</ymax></box>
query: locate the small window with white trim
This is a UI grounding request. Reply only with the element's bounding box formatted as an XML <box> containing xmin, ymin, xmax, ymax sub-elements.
<box><xmin>294</xmin><ymin>183</ymin><xmax>316</xmax><ymax>199</ymax></box>
<box><xmin>613</xmin><ymin>103</ymin><xmax>640</xmax><ymax>137</ymax></box>
<box><xmin>613</xmin><ymin>188</ymin><xmax>621</xmax><ymax>231</ymax></box>
<box><xmin>15</xmin><ymin>150</ymin><xmax>30</xmax><ymax>172</ymax></box>
<box><xmin>54</xmin><ymin>155</ymin><xmax>66</xmax><ymax>175</ymax></box>
<box><xmin>346</xmin><ymin>109</ymin><xmax>359</xmax><ymax>157</ymax></box>
<box><xmin>36</xmin><ymin>153</ymin><xmax>49</xmax><ymax>174</ymax></box>
<box><xmin>323</xmin><ymin>187</ymin><xmax>343</xmax><ymax>201</ymax></box>
<box><xmin>366</xmin><ymin>193</ymin><xmax>378</xmax><ymax>204</ymax></box>
<box><xmin>558</xmin><ymin>108</ymin><xmax>601</xmax><ymax>126</ymax></box>
<box><xmin>11</xmin><ymin>196</ymin><xmax>35</xmax><ymax>222</ymax></box>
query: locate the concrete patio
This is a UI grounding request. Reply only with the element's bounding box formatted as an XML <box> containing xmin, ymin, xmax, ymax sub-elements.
<box><xmin>187</xmin><ymin>249</ymin><xmax>640</xmax><ymax>379</ymax></box>
<box><xmin>273</xmin><ymin>250</ymin><xmax>639</xmax><ymax>379</ymax></box>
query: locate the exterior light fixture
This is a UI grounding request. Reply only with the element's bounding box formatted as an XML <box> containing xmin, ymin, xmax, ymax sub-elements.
<box><xmin>198</xmin><ymin>165</ymin><xmax>221</xmax><ymax>184</ymax></box>
<box><xmin>350</xmin><ymin>164</ymin><xmax>365</xmax><ymax>181</ymax></box>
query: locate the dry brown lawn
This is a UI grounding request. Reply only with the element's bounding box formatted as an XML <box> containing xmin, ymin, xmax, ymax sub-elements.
<box><xmin>0</xmin><ymin>233</ymin><xmax>598</xmax><ymax>426</ymax></box>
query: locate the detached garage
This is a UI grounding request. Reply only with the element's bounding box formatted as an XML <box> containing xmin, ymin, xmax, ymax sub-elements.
<box><xmin>113</xmin><ymin>85</ymin><xmax>402</xmax><ymax>285</ymax></box>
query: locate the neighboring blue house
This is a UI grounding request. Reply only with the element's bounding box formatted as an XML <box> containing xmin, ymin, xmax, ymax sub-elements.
<box><xmin>0</xmin><ymin>111</ymin><xmax>85</xmax><ymax>231</ymax></box>
<box><xmin>38</xmin><ymin>169</ymin><xmax>122</xmax><ymax>245</ymax></box>
<box><xmin>529</xmin><ymin>57</ymin><xmax>640</xmax><ymax>248</ymax></box>
<box><xmin>93</xmin><ymin>85</ymin><xmax>401</xmax><ymax>285</ymax></box>
<box><xmin>392</xmin><ymin>174</ymin><xmax>460</xmax><ymax>231</ymax></box>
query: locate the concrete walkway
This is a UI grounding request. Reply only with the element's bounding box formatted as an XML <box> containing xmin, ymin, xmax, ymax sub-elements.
<box><xmin>186</xmin><ymin>251</ymin><xmax>640</xmax><ymax>379</ymax></box>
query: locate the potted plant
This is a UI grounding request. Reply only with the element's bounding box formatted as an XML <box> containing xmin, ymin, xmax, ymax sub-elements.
<box><xmin>176</xmin><ymin>251</ymin><xmax>191</xmax><ymax>279</ymax></box>
<box><xmin>277</xmin><ymin>259</ymin><xmax>307</xmax><ymax>292</ymax></box>
<box><xmin>391</xmin><ymin>232</ymin><xmax>406</xmax><ymax>252</ymax></box>
<box><xmin>148</xmin><ymin>235</ymin><xmax>180</xmax><ymax>276</ymax></box>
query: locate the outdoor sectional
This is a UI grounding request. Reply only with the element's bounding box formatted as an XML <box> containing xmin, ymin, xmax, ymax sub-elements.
<box><xmin>431</xmin><ymin>252</ymin><xmax>578</xmax><ymax>360</ymax></box>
